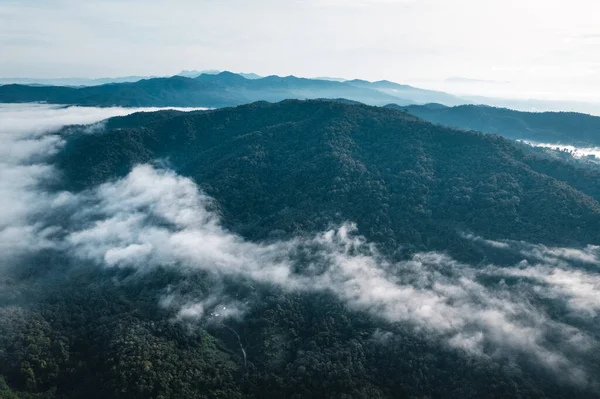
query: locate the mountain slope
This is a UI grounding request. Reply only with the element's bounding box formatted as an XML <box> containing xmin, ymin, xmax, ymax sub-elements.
<box><xmin>396</xmin><ymin>103</ymin><xmax>600</xmax><ymax>146</ymax></box>
<box><xmin>0</xmin><ymin>76</ymin><xmax>243</xmax><ymax>107</ymax></box>
<box><xmin>57</xmin><ymin>100</ymin><xmax>600</xmax><ymax>258</ymax></box>
<box><xmin>347</xmin><ymin>79</ymin><xmax>465</xmax><ymax>105</ymax></box>
<box><xmin>0</xmin><ymin>75</ymin><xmax>158</xmax><ymax>86</ymax></box>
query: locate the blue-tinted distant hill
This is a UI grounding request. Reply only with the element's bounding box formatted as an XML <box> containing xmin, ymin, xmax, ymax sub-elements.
<box><xmin>177</xmin><ymin>69</ymin><xmax>262</xmax><ymax>79</ymax></box>
<box><xmin>0</xmin><ymin>75</ymin><xmax>159</xmax><ymax>87</ymax></box>
<box><xmin>347</xmin><ymin>79</ymin><xmax>465</xmax><ymax>106</ymax></box>
<box><xmin>0</xmin><ymin>71</ymin><xmax>466</xmax><ymax>107</ymax></box>
<box><xmin>390</xmin><ymin>103</ymin><xmax>600</xmax><ymax>146</ymax></box>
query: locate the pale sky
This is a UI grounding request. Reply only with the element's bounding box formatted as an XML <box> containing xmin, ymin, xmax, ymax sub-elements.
<box><xmin>1</xmin><ymin>0</ymin><xmax>600</xmax><ymax>100</ymax></box>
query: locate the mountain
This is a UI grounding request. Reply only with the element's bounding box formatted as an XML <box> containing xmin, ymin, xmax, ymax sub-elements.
<box><xmin>0</xmin><ymin>75</ymin><xmax>259</xmax><ymax>107</ymax></box>
<box><xmin>3</xmin><ymin>100</ymin><xmax>600</xmax><ymax>399</ymax></box>
<box><xmin>57</xmin><ymin>100</ymin><xmax>600</xmax><ymax>254</ymax></box>
<box><xmin>0</xmin><ymin>71</ymin><xmax>470</xmax><ymax>108</ymax></box>
<box><xmin>393</xmin><ymin>103</ymin><xmax>600</xmax><ymax>147</ymax></box>
<box><xmin>347</xmin><ymin>79</ymin><xmax>465</xmax><ymax>106</ymax></box>
<box><xmin>238</xmin><ymin>72</ymin><xmax>263</xmax><ymax>80</ymax></box>
<box><xmin>463</xmin><ymin>95</ymin><xmax>600</xmax><ymax>116</ymax></box>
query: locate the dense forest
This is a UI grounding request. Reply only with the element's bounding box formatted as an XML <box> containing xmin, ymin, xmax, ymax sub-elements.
<box><xmin>394</xmin><ymin>103</ymin><xmax>600</xmax><ymax>147</ymax></box>
<box><xmin>2</xmin><ymin>100</ymin><xmax>600</xmax><ymax>398</ymax></box>
<box><xmin>57</xmin><ymin>100</ymin><xmax>600</xmax><ymax>255</ymax></box>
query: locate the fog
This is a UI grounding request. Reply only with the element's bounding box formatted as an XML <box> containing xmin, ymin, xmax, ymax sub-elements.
<box><xmin>523</xmin><ymin>140</ymin><xmax>600</xmax><ymax>160</ymax></box>
<box><xmin>60</xmin><ymin>164</ymin><xmax>598</xmax><ymax>383</ymax></box>
<box><xmin>1</xmin><ymin>104</ymin><xmax>599</xmax><ymax>387</ymax></box>
<box><xmin>0</xmin><ymin>104</ymin><xmax>206</xmax><ymax>262</ymax></box>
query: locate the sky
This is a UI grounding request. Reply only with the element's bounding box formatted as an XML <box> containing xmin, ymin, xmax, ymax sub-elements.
<box><xmin>1</xmin><ymin>0</ymin><xmax>600</xmax><ymax>100</ymax></box>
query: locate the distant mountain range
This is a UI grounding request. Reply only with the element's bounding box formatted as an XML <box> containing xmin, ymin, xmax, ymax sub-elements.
<box><xmin>346</xmin><ymin>79</ymin><xmax>463</xmax><ymax>106</ymax></box>
<box><xmin>4</xmin><ymin>71</ymin><xmax>600</xmax><ymax>115</ymax></box>
<box><xmin>0</xmin><ymin>70</ymin><xmax>262</xmax><ymax>86</ymax></box>
<box><xmin>392</xmin><ymin>103</ymin><xmax>600</xmax><ymax>147</ymax></box>
<box><xmin>3</xmin><ymin>70</ymin><xmax>600</xmax><ymax>147</ymax></box>
<box><xmin>0</xmin><ymin>71</ymin><xmax>466</xmax><ymax>107</ymax></box>
<box><xmin>0</xmin><ymin>75</ymin><xmax>160</xmax><ymax>87</ymax></box>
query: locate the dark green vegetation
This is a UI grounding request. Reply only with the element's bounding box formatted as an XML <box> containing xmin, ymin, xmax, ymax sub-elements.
<box><xmin>58</xmin><ymin>100</ymin><xmax>600</xmax><ymax>255</ymax></box>
<box><xmin>395</xmin><ymin>103</ymin><xmax>600</xmax><ymax>147</ymax></box>
<box><xmin>3</xmin><ymin>100</ymin><xmax>600</xmax><ymax>398</ymax></box>
<box><xmin>0</xmin><ymin>72</ymin><xmax>463</xmax><ymax>107</ymax></box>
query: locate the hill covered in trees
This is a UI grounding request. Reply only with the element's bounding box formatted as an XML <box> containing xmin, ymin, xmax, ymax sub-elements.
<box><xmin>57</xmin><ymin>100</ymin><xmax>600</xmax><ymax>254</ymax></box>
<box><xmin>2</xmin><ymin>100</ymin><xmax>600</xmax><ymax>398</ymax></box>
<box><xmin>394</xmin><ymin>103</ymin><xmax>600</xmax><ymax>147</ymax></box>
<box><xmin>0</xmin><ymin>72</ymin><xmax>464</xmax><ymax>108</ymax></box>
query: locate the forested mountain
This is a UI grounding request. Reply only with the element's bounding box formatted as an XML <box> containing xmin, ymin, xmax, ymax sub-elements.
<box><xmin>346</xmin><ymin>79</ymin><xmax>464</xmax><ymax>105</ymax></box>
<box><xmin>56</xmin><ymin>100</ymin><xmax>600</xmax><ymax>254</ymax></box>
<box><xmin>0</xmin><ymin>72</ymin><xmax>463</xmax><ymax>107</ymax></box>
<box><xmin>394</xmin><ymin>103</ymin><xmax>600</xmax><ymax>146</ymax></box>
<box><xmin>2</xmin><ymin>100</ymin><xmax>600</xmax><ymax>398</ymax></box>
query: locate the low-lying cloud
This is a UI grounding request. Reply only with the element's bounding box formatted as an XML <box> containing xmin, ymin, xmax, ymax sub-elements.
<box><xmin>57</xmin><ymin>165</ymin><xmax>598</xmax><ymax>384</ymax></box>
<box><xmin>522</xmin><ymin>140</ymin><xmax>600</xmax><ymax>161</ymax></box>
<box><xmin>0</xmin><ymin>103</ymin><xmax>206</xmax><ymax>262</ymax></box>
<box><xmin>1</xmin><ymin>103</ymin><xmax>599</xmax><ymax>387</ymax></box>
<box><xmin>466</xmin><ymin>234</ymin><xmax>600</xmax><ymax>317</ymax></box>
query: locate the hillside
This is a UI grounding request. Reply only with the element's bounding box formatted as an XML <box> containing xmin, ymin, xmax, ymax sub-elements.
<box><xmin>0</xmin><ymin>72</ymin><xmax>463</xmax><ymax>108</ymax></box>
<box><xmin>395</xmin><ymin>103</ymin><xmax>600</xmax><ymax>146</ymax></box>
<box><xmin>57</xmin><ymin>100</ymin><xmax>600</xmax><ymax>257</ymax></box>
<box><xmin>347</xmin><ymin>79</ymin><xmax>464</xmax><ymax>105</ymax></box>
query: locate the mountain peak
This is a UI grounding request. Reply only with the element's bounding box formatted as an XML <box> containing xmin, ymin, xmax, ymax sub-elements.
<box><xmin>194</xmin><ymin>71</ymin><xmax>248</xmax><ymax>84</ymax></box>
<box><xmin>372</xmin><ymin>79</ymin><xmax>412</xmax><ymax>89</ymax></box>
<box><xmin>217</xmin><ymin>70</ymin><xmax>246</xmax><ymax>78</ymax></box>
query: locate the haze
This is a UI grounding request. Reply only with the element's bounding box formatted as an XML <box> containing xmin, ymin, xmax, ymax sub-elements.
<box><xmin>1</xmin><ymin>0</ymin><xmax>600</xmax><ymax>101</ymax></box>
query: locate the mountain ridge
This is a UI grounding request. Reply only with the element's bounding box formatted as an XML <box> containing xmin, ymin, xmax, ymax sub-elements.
<box><xmin>0</xmin><ymin>71</ymin><xmax>463</xmax><ymax>108</ymax></box>
<box><xmin>56</xmin><ymin>99</ymin><xmax>600</xmax><ymax>258</ymax></box>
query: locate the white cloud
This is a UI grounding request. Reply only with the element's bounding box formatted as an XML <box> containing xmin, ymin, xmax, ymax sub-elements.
<box><xmin>490</xmin><ymin>264</ymin><xmax>600</xmax><ymax>317</ymax></box>
<box><xmin>104</xmin><ymin>243</ymin><xmax>153</xmax><ymax>266</ymax></box>
<box><xmin>465</xmin><ymin>233</ymin><xmax>600</xmax><ymax>266</ymax></box>
<box><xmin>61</xmin><ymin>163</ymin><xmax>599</xmax><ymax>384</ymax></box>
<box><xmin>0</xmin><ymin>103</ymin><xmax>206</xmax><ymax>262</ymax></box>
<box><xmin>466</xmin><ymin>234</ymin><xmax>600</xmax><ymax>315</ymax></box>
<box><xmin>522</xmin><ymin>141</ymin><xmax>600</xmax><ymax>160</ymax></box>
<box><xmin>175</xmin><ymin>297</ymin><xmax>248</xmax><ymax>322</ymax></box>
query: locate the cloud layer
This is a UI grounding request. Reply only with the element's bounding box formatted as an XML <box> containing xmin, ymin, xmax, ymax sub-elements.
<box><xmin>522</xmin><ymin>140</ymin><xmax>600</xmax><ymax>160</ymax></box>
<box><xmin>0</xmin><ymin>103</ymin><xmax>206</xmax><ymax>261</ymax></box>
<box><xmin>58</xmin><ymin>164</ymin><xmax>599</xmax><ymax>384</ymax></box>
